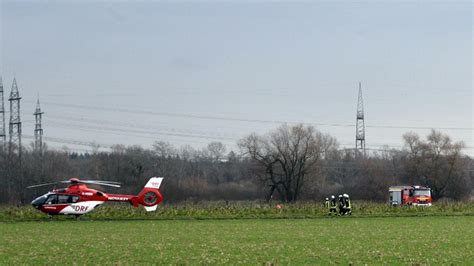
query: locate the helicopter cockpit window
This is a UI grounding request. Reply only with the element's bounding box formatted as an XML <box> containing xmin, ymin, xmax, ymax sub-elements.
<box><xmin>45</xmin><ymin>194</ymin><xmax>58</xmax><ymax>205</ymax></box>
<box><xmin>56</xmin><ymin>195</ymin><xmax>79</xmax><ymax>204</ymax></box>
<box><xmin>57</xmin><ymin>195</ymin><xmax>70</xmax><ymax>204</ymax></box>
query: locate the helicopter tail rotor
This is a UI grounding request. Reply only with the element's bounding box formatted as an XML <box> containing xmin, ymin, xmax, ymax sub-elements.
<box><xmin>130</xmin><ymin>177</ymin><xmax>163</xmax><ymax>211</ymax></box>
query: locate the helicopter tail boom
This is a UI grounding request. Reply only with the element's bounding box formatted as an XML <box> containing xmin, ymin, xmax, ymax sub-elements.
<box><xmin>105</xmin><ymin>177</ymin><xmax>163</xmax><ymax>210</ymax></box>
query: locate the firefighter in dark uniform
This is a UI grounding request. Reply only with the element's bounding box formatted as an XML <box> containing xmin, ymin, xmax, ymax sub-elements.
<box><xmin>344</xmin><ymin>194</ymin><xmax>352</xmax><ymax>215</ymax></box>
<box><xmin>329</xmin><ymin>195</ymin><xmax>337</xmax><ymax>215</ymax></box>
<box><xmin>324</xmin><ymin>197</ymin><xmax>330</xmax><ymax>214</ymax></box>
<box><xmin>338</xmin><ymin>195</ymin><xmax>345</xmax><ymax>215</ymax></box>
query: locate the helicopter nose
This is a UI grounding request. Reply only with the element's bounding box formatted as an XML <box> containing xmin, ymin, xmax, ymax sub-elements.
<box><xmin>31</xmin><ymin>201</ymin><xmax>41</xmax><ymax>209</ymax></box>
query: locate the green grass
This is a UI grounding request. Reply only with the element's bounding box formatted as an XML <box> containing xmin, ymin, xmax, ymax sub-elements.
<box><xmin>1</xmin><ymin>201</ymin><xmax>473</xmax><ymax>221</ymax></box>
<box><xmin>1</xmin><ymin>216</ymin><xmax>473</xmax><ymax>264</ymax></box>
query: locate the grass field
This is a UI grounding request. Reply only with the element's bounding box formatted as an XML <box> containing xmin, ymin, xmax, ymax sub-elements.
<box><xmin>1</xmin><ymin>216</ymin><xmax>473</xmax><ymax>264</ymax></box>
<box><xmin>1</xmin><ymin>201</ymin><xmax>473</xmax><ymax>221</ymax></box>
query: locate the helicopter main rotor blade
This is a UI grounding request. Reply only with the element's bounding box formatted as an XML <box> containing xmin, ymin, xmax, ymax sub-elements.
<box><xmin>28</xmin><ymin>179</ymin><xmax>122</xmax><ymax>189</ymax></box>
<box><xmin>80</xmin><ymin>180</ymin><xmax>121</xmax><ymax>188</ymax></box>
<box><xmin>84</xmin><ymin>180</ymin><xmax>121</xmax><ymax>185</ymax></box>
<box><xmin>27</xmin><ymin>182</ymin><xmax>63</xmax><ymax>188</ymax></box>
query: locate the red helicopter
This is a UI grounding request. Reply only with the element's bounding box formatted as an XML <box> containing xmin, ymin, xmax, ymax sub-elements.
<box><xmin>28</xmin><ymin>177</ymin><xmax>163</xmax><ymax>216</ymax></box>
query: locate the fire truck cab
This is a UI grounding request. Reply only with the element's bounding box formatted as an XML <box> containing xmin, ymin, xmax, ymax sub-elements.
<box><xmin>389</xmin><ymin>185</ymin><xmax>432</xmax><ymax>206</ymax></box>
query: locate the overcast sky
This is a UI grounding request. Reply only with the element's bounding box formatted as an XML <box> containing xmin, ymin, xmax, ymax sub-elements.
<box><xmin>0</xmin><ymin>0</ymin><xmax>472</xmax><ymax>155</ymax></box>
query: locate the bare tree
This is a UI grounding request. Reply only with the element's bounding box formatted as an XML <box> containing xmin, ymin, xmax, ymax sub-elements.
<box><xmin>239</xmin><ymin>124</ymin><xmax>337</xmax><ymax>202</ymax></box>
<box><xmin>204</xmin><ymin>142</ymin><xmax>226</xmax><ymax>162</ymax></box>
<box><xmin>153</xmin><ymin>141</ymin><xmax>176</xmax><ymax>158</ymax></box>
<box><xmin>402</xmin><ymin>130</ymin><xmax>468</xmax><ymax>199</ymax></box>
<box><xmin>402</xmin><ymin>132</ymin><xmax>423</xmax><ymax>184</ymax></box>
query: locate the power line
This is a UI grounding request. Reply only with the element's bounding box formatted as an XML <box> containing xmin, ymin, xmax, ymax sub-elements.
<box><xmin>37</xmin><ymin>101</ymin><xmax>474</xmax><ymax>131</ymax></box>
<box><xmin>23</xmin><ymin>124</ymin><xmax>474</xmax><ymax>157</ymax></box>
<box><xmin>31</xmin><ymin>118</ymin><xmax>474</xmax><ymax>151</ymax></box>
<box><xmin>46</xmin><ymin>121</ymin><xmax>236</xmax><ymax>141</ymax></box>
<box><xmin>44</xmin><ymin>120</ymin><xmax>474</xmax><ymax>151</ymax></box>
<box><xmin>47</xmin><ymin>114</ymin><xmax>241</xmax><ymax>140</ymax></box>
<box><xmin>16</xmin><ymin>101</ymin><xmax>473</xmax><ymax>156</ymax></box>
<box><xmin>23</xmin><ymin>134</ymin><xmax>112</xmax><ymax>149</ymax></box>
<box><xmin>23</xmin><ymin>135</ymin><xmax>110</xmax><ymax>153</ymax></box>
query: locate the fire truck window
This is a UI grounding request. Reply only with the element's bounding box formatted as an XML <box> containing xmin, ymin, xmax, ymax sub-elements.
<box><xmin>45</xmin><ymin>195</ymin><xmax>58</xmax><ymax>204</ymax></box>
<box><xmin>58</xmin><ymin>195</ymin><xmax>70</xmax><ymax>204</ymax></box>
<box><xmin>408</xmin><ymin>190</ymin><xmax>413</xmax><ymax>197</ymax></box>
<box><xmin>414</xmin><ymin>190</ymin><xmax>431</xmax><ymax>196</ymax></box>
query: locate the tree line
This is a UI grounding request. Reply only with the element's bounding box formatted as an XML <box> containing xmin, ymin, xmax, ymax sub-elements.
<box><xmin>0</xmin><ymin>124</ymin><xmax>472</xmax><ymax>204</ymax></box>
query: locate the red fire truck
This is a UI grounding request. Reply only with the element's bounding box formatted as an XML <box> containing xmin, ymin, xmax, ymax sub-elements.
<box><xmin>389</xmin><ymin>186</ymin><xmax>432</xmax><ymax>206</ymax></box>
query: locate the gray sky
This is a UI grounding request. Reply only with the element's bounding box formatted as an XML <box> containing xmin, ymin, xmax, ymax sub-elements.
<box><xmin>0</xmin><ymin>0</ymin><xmax>472</xmax><ymax>155</ymax></box>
